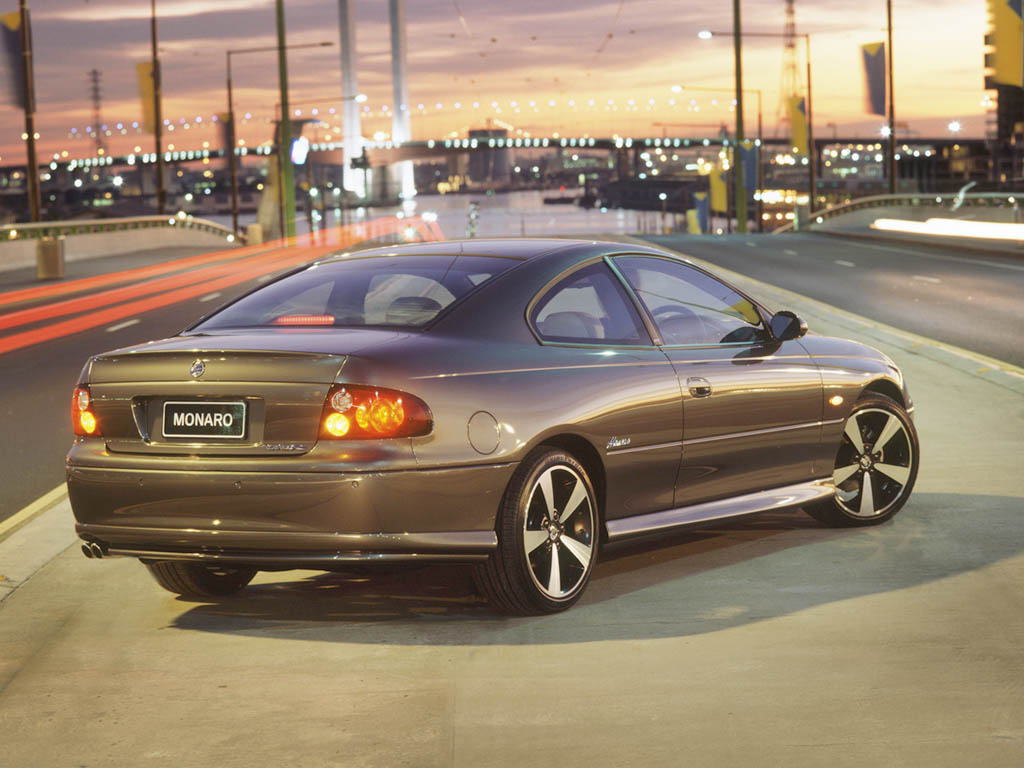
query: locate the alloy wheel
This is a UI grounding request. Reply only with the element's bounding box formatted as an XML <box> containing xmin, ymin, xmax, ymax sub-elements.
<box><xmin>833</xmin><ymin>407</ymin><xmax>914</xmax><ymax>518</ymax></box>
<box><xmin>522</xmin><ymin>464</ymin><xmax>595</xmax><ymax>599</ymax></box>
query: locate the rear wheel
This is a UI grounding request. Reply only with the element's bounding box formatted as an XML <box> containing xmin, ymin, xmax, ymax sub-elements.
<box><xmin>475</xmin><ymin>448</ymin><xmax>598</xmax><ymax>615</ymax></box>
<box><xmin>144</xmin><ymin>561</ymin><xmax>257</xmax><ymax>599</ymax></box>
<box><xmin>805</xmin><ymin>393</ymin><xmax>919</xmax><ymax>527</ymax></box>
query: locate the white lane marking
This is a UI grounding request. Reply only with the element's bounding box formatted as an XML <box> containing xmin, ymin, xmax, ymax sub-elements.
<box><xmin>913</xmin><ymin>274</ymin><xmax>942</xmax><ymax>284</ymax></box>
<box><xmin>105</xmin><ymin>318</ymin><xmax>140</xmax><ymax>332</ymax></box>
<box><xmin>199</xmin><ymin>292</ymin><xmax>222</xmax><ymax>302</ymax></box>
<box><xmin>0</xmin><ymin>484</ymin><xmax>66</xmax><ymax>540</ymax></box>
<box><xmin>783</xmin><ymin>249</ymin><xmax>798</xmax><ymax>256</ymax></box>
<box><xmin>835</xmin><ymin>259</ymin><xmax>856</xmax><ymax>267</ymax></box>
<box><xmin>745</xmin><ymin>241</ymin><xmax>757</xmax><ymax>247</ymax></box>
<box><xmin>837</xmin><ymin>239</ymin><xmax>1024</xmax><ymax>273</ymax></box>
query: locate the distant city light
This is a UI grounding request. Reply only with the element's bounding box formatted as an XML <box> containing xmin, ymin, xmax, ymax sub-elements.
<box><xmin>880</xmin><ymin>125</ymin><xmax>892</xmax><ymax>137</ymax></box>
<box><xmin>697</xmin><ymin>30</ymin><xmax>713</xmax><ymax>39</ymax></box>
<box><xmin>948</xmin><ymin>120</ymin><xmax>962</xmax><ymax>133</ymax></box>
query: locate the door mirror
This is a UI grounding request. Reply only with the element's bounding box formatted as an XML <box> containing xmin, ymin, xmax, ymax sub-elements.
<box><xmin>769</xmin><ymin>310</ymin><xmax>808</xmax><ymax>341</ymax></box>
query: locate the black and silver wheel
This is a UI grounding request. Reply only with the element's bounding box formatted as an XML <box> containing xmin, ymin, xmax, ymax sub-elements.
<box><xmin>806</xmin><ymin>393</ymin><xmax>919</xmax><ymax>527</ymax></box>
<box><xmin>475</xmin><ymin>448</ymin><xmax>598</xmax><ymax>615</ymax></box>
<box><xmin>144</xmin><ymin>561</ymin><xmax>257</xmax><ymax>599</ymax></box>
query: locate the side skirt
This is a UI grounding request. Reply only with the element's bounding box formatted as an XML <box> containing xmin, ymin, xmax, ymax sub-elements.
<box><xmin>604</xmin><ymin>478</ymin><xmax>835</xmax><ymax>543</ymax></box>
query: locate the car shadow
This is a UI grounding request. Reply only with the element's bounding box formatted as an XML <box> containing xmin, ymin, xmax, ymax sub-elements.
<box><xmin>170</xmin><ymin>492</ymin><xmax>1024</xmax><ymax>645</ymax></box>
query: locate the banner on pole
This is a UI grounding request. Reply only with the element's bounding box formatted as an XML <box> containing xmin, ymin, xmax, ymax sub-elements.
<box><xmin>709</xmin><ymin>169</ymin><xmax>728</xmax><ymax>213</ymax></box>
<box><xmin>861</xmin><ymin>42</ymin><xmax>887</xmax><ymax>116</ymax></box>
<box><xmin>0</xmin><ymin>11</ymin><xmax>27</xmax><ymax>109</ymax></box>
<box><xmin>690</xmin><ymin>192</ymin><xmax>709</xmax><ymax>234</ymax></box>
<box><xmin>987</xmin><ymin>0</ymin><xmax>1024</xmax><ymax>87</ymax></box>
<box><xmin>136</xmin><ymin>61</ymin><xmax>156</xmax><ymax>134</ymax></box>
<box><xmin>788</xmin><ymin>96</ymin><xmax>808</xmax><ymax>156</ymax></box>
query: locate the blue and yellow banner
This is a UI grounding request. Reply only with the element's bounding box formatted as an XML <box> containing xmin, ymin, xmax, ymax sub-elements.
<box><xmin>136</xmin><ymin>61</ymin><xmax>156</xmax><ymax>134</ymax></box>
<box><xmin>709</xmin><ymin>169</ymin><xmax>728</xmax><ymax>213</ymax></box>
<box><xmin>0</xmin><ymin>11</ymin><xmax>27</xmax><ymax>109</ymax></box>
<box><xmin>690</xmin><ymin>192</ymin><xmax>709</xmax><ymax>234</ymax></box>
<box><xmin>788</xmin><ymin>96</ymin><xmax>808</xmax><ymax>156</ymax></box>
<box><xmin>861</xmin><ymin>42</ymin><xmax>886</xmax><ymax>116</ymax></box>
<box><xmin>988</xmin><ymin>0</ymin><xmax>1024</xmax><ymax>87</ymax></box>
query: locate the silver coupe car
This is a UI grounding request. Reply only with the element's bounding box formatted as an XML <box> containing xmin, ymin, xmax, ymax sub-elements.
<box><xmin>68</xmin><ymin>238</ymin><xmax>919</xmax><ymax>614</ymax></box>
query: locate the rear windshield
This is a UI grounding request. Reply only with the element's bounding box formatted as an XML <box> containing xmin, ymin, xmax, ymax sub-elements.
<box><xmin>192</xmin><ymin>254</ymin><xmax>518</xmax><ymax>330</ymax></box>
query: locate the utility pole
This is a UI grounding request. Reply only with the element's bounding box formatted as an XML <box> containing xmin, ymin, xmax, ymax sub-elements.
<box><xmin>275</xmin><ymin>0</ymin><xmax>296</xmax><ymax>239</ymax></box>
<box><xmin>731</xmin><ymin>0</ymin><xmax>747</xmax><ymax>234</ymax></box>
<box><xmin>886</xmin><ymin>0</ymin><xmax>896</xmax><ymax>195</ymax></box>
<box><xmin>150</xmin><ymin>0</ymin><xmax>165</xmax><ymax>215</ymax></box>
<box><xmin>18</xmin><ymin>0</ymin><xmax>40</xmax><ymax>222</ymax></box>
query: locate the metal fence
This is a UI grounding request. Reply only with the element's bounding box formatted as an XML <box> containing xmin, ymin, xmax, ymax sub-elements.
<box><xmin>773</xmin><ymin>192</ymin><xmax>1022</xmax><ymax>234</ymax></box>
<box><xmin>1</xmin><ymin>214</ymin><xmax>240</xmax><ymax>243</ymax></box>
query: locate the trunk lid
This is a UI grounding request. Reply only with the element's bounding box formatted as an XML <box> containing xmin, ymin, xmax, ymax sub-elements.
<box><xmin>87</xmin><ymin>333</ymin><xmax>372</xmax><ymax>457</ymax></box>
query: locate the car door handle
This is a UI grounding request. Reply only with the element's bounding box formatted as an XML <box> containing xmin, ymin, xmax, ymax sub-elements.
<box><xmin>687</xmin><ymin>377</ymin><xmax>713</xmax><ymax>398</ymax></box>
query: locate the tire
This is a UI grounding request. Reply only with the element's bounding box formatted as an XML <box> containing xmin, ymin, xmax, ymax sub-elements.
<box><xmin>144</xmin><ymin>561</ymin><xmax>257</xmax><ymax>599</ymax></box>
<box><xmin>475</xmin><ymin>448</ymin><xmax>599</xmax><ymax>615</ymax></box>
<box><xmin>805</xmin><ymin>393</ymin><xmax>920</xmax><ymax>527</ymax></box>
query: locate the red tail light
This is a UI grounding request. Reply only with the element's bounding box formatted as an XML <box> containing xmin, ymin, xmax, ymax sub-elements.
<box><xmin>72</xmin><ymin>385</ymin><xmax>101</xmax><ymax>436</ymax></box>
<box><xmin>319</xmin><ymin>384</ymin><xmax>432</xmax><ymax>439</ymax></box>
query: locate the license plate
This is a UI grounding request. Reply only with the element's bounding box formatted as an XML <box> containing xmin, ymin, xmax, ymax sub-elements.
<box><xmin>162</xmin><ymin>401</ymin><xmax>246</xmax><ymax>439</ymax></box>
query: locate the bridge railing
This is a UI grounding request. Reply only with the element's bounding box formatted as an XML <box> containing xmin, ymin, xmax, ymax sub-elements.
<box><xmin>1</xmin><ymin>214</ymin><xmax>240</xmax><ymax>243</ymax></box>
<box><xmin>772</xmin><ymin>192</ymin><xmax>1021</xmax><ymax>234</ymax></box>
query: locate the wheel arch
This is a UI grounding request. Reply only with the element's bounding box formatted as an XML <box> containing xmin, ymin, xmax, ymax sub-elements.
<box><xmin>531</xmin><ymin>432</ymin><xmax>607</xmax><ymax>535</ymax></box>
<box><xmin>860</xmin><ymin>377</ymin><xmax>905</xmax><ymax>407</ymax></box>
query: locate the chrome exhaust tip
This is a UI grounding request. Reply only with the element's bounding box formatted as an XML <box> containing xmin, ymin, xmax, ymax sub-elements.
<box><xmin>81</xmin><ymin>543</ymin><xmax>93</xmax><ymax>559</ymax></box>
<box><xmin>89</xmin><ymin>542</ymin><xmax>104</xmax><ymax>559</ymax></box>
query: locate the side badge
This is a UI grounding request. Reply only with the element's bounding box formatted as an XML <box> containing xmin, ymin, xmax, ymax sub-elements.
<box><xmin>607</xmin><ymin>436</ymin><xmax>631</xmax><ymax>450</ymax></box>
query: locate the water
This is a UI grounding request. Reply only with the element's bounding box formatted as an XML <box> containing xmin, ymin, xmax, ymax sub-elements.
<box><xmin>208</xmin><ymin>190</ymin><xmax>662</xmax><ymax>240</ymax></box>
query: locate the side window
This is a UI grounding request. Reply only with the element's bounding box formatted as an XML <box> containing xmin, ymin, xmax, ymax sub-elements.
<box><xmin>614</xmin><ymin>256</ymin><xmax>768</xmax><ymax>346</ymax></box>
<box><xmin>530</xmin><ymin>262</ymin><xmax>649</xmax><ymax>345</ymax></box>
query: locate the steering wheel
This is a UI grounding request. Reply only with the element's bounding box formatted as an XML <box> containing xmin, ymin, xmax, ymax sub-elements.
<box><xmin>648</xmin><ymin>304</ymin><xmax>708</xmax><ymax>344</ymax></box>
<box><xmin>649</xmin><ymin>304</ymin><xmax>698</xmax><ymax>322</ymax></box>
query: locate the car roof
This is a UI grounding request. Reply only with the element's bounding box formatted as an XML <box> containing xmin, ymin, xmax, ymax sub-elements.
<box><xmin>316</xmin><ymin>237</ymin><xmax>661</xmax><ymax>264</ymax></box>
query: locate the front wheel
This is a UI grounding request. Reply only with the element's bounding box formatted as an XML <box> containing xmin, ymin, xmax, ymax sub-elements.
<box><xmin>144</xmin><ymin>561</ymin><xmax>257</xmax><ymax>599</ymax></box>
<box><xmin>475</xmin><ymin>449</ymin><xmax>599</xmax><ymax>615</ymax></box>
<box><xmin>805</xmin><ymin>393</ymin><xmax>920</xmax><ymax>527</ymax></box>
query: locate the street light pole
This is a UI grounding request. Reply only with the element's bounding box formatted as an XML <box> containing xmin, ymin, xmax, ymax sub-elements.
<box><xmin>226</xmin><ymin>41</ymin><xmax>332</xmax><ymax>238</ymax></box>
<box><xmin>150</xmin><ymin>0</ymin><xmax>165</xmax><ymax>215</ymax></box>
<box><xmin>677</xmin><ymin>85</ymin><xmax>763</xmax><ymax>231</ymax></box>
<box><xmin>226</xmin><ymin>51</ymin><xmax>239</xmax><ymax>236</ymax></box>
<box><xmin>275</xmin><ymin>0</ymin><xmax>296</xmax><ymax>240</ymax></box>
<box><xmin>731</xmin><ymin>0</ymin><xmax>748</xmax><ymax>234</ymax></box>
<box><xmin>700</xmin><ymin>28</ymin><xmax>814</xmax><ymax>219</ymax></box>
<box><xmin>804</xmin><ymin>34</ymin><xmax>815</xmax><ymax>212</ymax></box>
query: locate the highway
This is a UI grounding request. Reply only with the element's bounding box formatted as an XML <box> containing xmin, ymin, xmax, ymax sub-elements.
<box><xmin>644</xmin><ymin>232</ymin><xmax>1024</xmax><ymax>368</ymax></box>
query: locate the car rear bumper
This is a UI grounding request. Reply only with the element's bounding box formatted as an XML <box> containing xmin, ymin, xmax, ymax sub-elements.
<box><xmin>68</xmin><ymin>462</ymin><xmax>516</xmax><ymax>565</ymax></box>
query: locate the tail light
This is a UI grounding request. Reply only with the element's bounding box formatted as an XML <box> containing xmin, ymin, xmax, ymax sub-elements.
<box><xmin>72</xmin><ymin>385</ymin><xmax>101</xmax><ymax>436</ymax></box>
<box><xmin>319</xmin><ymin>384</ymin><xmax>432</xmax><ymax>439</ymax></box>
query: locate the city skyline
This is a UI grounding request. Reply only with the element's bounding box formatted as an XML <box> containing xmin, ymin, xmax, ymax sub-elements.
<box><xmin>1</xmin><ymin>0</ymin><xmax>989</xmax><ymax>162</ymax></box>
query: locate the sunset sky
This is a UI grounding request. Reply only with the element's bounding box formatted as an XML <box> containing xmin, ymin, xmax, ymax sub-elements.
<box><xmin>0</xmin><ymin>0</ymin><xmax>991</xmax><ymax>161</ymax></box>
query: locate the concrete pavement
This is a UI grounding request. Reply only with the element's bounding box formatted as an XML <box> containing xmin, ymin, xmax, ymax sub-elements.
<box><xmin>2</xmin><ymin>241</ymin><xmax>1022</xmax><ymax>766</ymax></box>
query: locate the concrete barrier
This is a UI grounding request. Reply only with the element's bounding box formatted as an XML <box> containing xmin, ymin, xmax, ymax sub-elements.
<box><xmin>0</xmin><ymin>220</ymin><xmax>237</xmax><ymax>273</ymax></box>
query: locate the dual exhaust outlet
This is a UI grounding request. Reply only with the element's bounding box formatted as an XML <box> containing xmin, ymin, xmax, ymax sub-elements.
<box><xmin>81</xmin><ymin>541</ymin><xmax>107</xmax><ymax>559</ymax></box>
